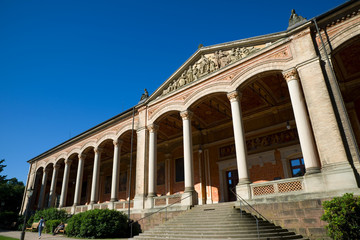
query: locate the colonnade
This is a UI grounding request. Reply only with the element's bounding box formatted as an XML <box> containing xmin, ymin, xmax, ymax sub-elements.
<box><xmin>34</xmin><ymin>68</ymin><xmax>321</xmax><ymax>210</ymax></box>
<box><xmin>145</xmin><ymin>68</ymin><xmax>321</xmax><ymax>199</ymax></box>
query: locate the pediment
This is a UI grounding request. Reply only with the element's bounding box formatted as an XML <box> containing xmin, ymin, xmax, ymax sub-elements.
<box><xmin>148</xmin><ymin>33</ymin><xmax>286</xmax><ymax>102</ymax></box>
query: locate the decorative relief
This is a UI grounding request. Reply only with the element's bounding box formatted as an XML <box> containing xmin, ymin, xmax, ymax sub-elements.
<box><xmin>161</xmin><ymin>46</ymin><xmax>262</xmax><ymax>96</ymax></box>
<box><xmin>219</xmin><ymin>128</ymin><xmax>299</xmax><ymax>158</ymax></box>
<box><xmin>180</xmin><ymin>110</ymin><xmax>193</xmax><ymax>120</ymax></box>
<box><xmin>282</xmin><ymin>68</ymin><xmax>299</xmax><ymax>82</ymax></box>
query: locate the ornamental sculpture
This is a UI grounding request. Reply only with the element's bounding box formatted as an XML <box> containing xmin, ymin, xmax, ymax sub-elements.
<box><xmin>161</xmin><ymin>46</ymin><xmax>261</xmax><ymax>96</ymax></box>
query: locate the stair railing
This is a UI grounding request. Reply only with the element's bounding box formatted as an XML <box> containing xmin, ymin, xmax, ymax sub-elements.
<box><xmin>230</xmin><ymin>187</ymin><xmax>272</xmax><ymax>240</ymax></box>
<box><xmin>129</xmin><ymin>191</ymin><xmax>193</xmax><ymax>238</ymax></box>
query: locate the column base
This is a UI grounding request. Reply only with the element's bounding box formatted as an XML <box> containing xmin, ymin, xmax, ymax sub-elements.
<box><xmin>236</xmin><ymin>183</ymin><xmax>251</xmax><ymax>200</ymax></box>
<box><xmin>185</xmin><ymin>186</ymin><xmax>195</xmax><ymax>192</ymax></box>
<box><xmin>238</xmin><ymin>178</ymin><xmax>251</xmax><ymax>185</ymax></box>
<box><xmin>147</xmin><ymin>192</ymin><xmax>156</xmax><ymax>197</ymax></box>
<box><xmin>145</xmin><ymin>196</ymin><xmax>154</xmax><ymax>209</ymax></box>
<box><xmin>181</xmin><ymin>190</ymin><xmax>198</xmax><ymax>207</ymax></box>
<box><xmin>305</xmin><ymin>167</ymin><xmax>321</xmax><ymax>175</ymax></box>
<box><xmin>133</xmin><ymin>194</ymin><xmax>145</xmax><ymax>210</ymax></box>
<box><xmin>321</xmin><ymin>162</ymin><xmax>359</xmax><ymax>191</ymax></box>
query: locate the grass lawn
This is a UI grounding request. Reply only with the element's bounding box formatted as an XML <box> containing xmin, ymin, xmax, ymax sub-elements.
<box><xmin>0</xmin><ymin>236</ymin><xmax>19</xmax><ymax>240</ymax></box>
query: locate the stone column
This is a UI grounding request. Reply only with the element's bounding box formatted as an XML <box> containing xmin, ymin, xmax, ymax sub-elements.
<box><xmin>227</xmin><ymin>91</ymin><xmax>250</xmax><ymax>184</ymax></box>
<box><xmin>148</xmin><ymin>124</ymin><xmax>158</xmax><ymax>197</ymax></box>
<box><xmin>59</xmin><ymin>159</ymin><xmax>72</xmax><ymax>208</ymax></box>
<box><xmin>283</xmin><ymin>69</ymin><xmax>320</xmax><ymax>174</ymax></box>
<box><xmin>111</xmin><ymin>140</ymin><xmax>122</xmax><ymax>202</ymax></box>
<box><xmin>73</xmin><ymin>154</ymin><xmax>86</xmax><ymax>207</ymax></box>
<box><xmin>38</xmin><ymin>168</ymin><xmax>49</xmax><ymax>209</ymax></box>
<box><xmin>180</xmin><ymin>110</ymin><xmax>198</xmax><ymax>206</ymax></box>
<box><xmin>90</xmin><ymin>147</ymin><xmax>102</xmax><ymax>205</ymax></box>
<box><xmin>180</xmin><ymin>110</ymin><xmax>195</xmax><ymax>192</ymax></box>
<box><xmin>134</xmin><ymin>126</ymin><xmax>148</xmax><ymax>209</ymax></box>
<box><xmin>49</xmin><ymin>164</ymin><xmax>59</xmax><ymax>207</ymax></box>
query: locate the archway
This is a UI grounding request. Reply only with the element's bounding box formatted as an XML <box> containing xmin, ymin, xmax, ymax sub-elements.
<box><xmin>332</xmin><ymin>35</ymin><xmax>360</xmax><ymax>150</ymax></box>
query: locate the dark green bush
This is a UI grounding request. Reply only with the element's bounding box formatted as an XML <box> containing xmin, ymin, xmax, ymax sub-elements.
<box><xmin>33</xmin><ymin>208</ymin><xmax>69</xmax><ymax>223</ymax></box>
<box><xmin>321</xmin><ymin>193</ymin><xmax>360</xmax><ymax>239</ymax></box>
<box><xmin>66</xmin><ymin>209</ymin><xmax>129</xmax><ymax>238</ymax></box>
<box><xmin>44</xmin><ymin>219</ymin><xmax>61</xmax><ymax>233</ymax></box>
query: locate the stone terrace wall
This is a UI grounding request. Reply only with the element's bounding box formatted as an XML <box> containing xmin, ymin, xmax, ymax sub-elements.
<box><xmin>252</xmin><ymin>198</ymin><xmax>330</xmax><ymax>240</ymax></box>
<box><xmin>131</xmin><ymin>210</ymin><xmax>186</xmax><ymax>232</ymax></box>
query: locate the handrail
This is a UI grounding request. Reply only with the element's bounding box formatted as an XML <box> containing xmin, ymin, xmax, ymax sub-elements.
<box><xmin>230</xmin><ymin>186</ymin><xmax>270</xmax><ymax>223</ymax></box>
<box><xmin>129</xmin><ymin>191</ymin><xmax>193</xmax><ymax>237</ymax></box>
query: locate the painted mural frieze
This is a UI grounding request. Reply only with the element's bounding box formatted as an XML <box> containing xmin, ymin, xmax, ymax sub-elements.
<box><xmin>161</xmin><ymin>46</ymin><xmax>263</xmax><ymax>96</ymax></box>
<box><xmin>219</xmin><ymin>128</ymin><xmax>299</xmax><ymax>158</ymax></box>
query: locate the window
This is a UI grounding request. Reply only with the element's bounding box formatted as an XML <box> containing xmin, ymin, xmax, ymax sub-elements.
<box><xmin>175</xmin><ymin>158</ymin><xmax>184</xmax><ymax>182</ymax></box>
<box><xmin>290</xmin><ymin>158</ymin><xmax>306</xmax><ymax>177</ymax></box>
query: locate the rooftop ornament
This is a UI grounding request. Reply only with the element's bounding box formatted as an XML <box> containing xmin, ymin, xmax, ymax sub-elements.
<box><xmin>288</xmin><ymin>9</ymin><xmax>307</xmax><ymax>30</ymax></box>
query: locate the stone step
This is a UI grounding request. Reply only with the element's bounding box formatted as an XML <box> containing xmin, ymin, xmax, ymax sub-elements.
<box><xmin>155</xmin><ymin>222</ymin><xmax>276</xmax><ymax>229</ymax></box>
<box><xmin>153</xmin><ymin>225</ymin><xmax>282</xmax><ymax>231</ymax></box>
<box><xmin>143</xmin><ymin>228</ymin><xmax>288</xmax><ymax>235</ymax></box>
<box><xmin>134</xmin><ymin>233</ymin><xmax>306</xmax><ymax>240</ymax></box>
<box><xmin>132</xmin><ymin>202</ymin><xmax>306</xmax><ymax>240</ymax></box>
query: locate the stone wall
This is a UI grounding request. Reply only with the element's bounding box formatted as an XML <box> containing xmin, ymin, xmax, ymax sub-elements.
<box><xmin>131</xmin><ymin>210</ymin><xmax>186</xmax><ymax>232</ymax></box>
<box><xmin>252</xmin><ymin>198</ymin><xmax>330</xmax><ymax>240</ymax></box>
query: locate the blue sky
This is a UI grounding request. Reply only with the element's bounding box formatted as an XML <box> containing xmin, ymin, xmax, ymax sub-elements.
<box><xmin>0</xmin><ymin>0</ymin><xmax>346</xmax><ymax>184</ymax></box>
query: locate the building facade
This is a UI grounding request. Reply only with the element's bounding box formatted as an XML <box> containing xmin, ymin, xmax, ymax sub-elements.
<box><xmin>21</xmin><ymin>1</ymin><xmax>360</xmax><ymax>238</ymax></box>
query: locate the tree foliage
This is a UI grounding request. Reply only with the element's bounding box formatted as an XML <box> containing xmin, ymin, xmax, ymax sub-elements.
<box><xmin>321</xmin><ymin>193</ymin><xmax>360</xmax><ymax>239</ymax></box>
<box><xmin>0</xmin><ymin>159</ymin><xmax>25</xmax><ymax>228</ymax></box>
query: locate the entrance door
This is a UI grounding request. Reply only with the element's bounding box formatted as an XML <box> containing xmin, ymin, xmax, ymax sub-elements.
<box><xmin>226</xmin><ymin>170</ymin><xmax>239</xmax><ymax>201</ymax></box>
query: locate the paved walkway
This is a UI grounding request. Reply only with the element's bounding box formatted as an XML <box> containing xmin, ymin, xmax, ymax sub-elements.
<box><xmin>0</xmin><ymin>230</ymin><xmax>131</xmax><ymax>240</ymax></box>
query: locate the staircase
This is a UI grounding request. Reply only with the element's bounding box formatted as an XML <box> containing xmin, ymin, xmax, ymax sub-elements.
<box><xmin>133</xmin><ymin>202</ymin><xmax>307</xmax><ymax>240</ymax></box>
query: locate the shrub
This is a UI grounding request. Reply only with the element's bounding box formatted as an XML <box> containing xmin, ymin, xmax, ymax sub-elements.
<box><xmin>321</xmin><ymin>193</ymin><xmax>360</xmax><ymax>239</ymax></box>
<box><xmin>44</xmin><ymin>219</ymin><xmax>61</xmax><ymax>233</ymax></box>
<box><xmin>33</xmin><ymin>208</ymin><xmax>69</xmax><ymax>223</ymax></box>
<box><xmin>66</xmin><ymin>209</ymin><xmax>129</xmax><ymax>238</ymax></box>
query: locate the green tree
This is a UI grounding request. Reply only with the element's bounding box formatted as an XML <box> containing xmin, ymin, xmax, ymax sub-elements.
<box><xmin>0</xmin><ymin>159</ymin><xmax>25</xmax><ymax>228</ymax></box>
<box><xmin>321</xmin><ymin>193</ymin><xmax>360</xmax><ymax>239</ymax></box>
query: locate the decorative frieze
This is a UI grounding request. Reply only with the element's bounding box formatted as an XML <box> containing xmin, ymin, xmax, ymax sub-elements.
<box><xmin>162</xmin><ymin>46</ymin><xmax>262</xmax><ymax>96</ymax></box>
<box><xmin>219</xmin><ymin>128</ymin><xmax>299</xmax><ymax>158</ymax></box>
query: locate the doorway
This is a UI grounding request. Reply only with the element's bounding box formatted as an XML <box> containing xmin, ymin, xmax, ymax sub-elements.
<box><xmin>226</xmin><ymin>170</ymin><xmax>239</xmax><ymax>201</ymax></box>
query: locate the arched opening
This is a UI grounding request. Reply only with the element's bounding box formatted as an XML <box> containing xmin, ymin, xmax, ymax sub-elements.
<box><xmin>97</xmin><ymin>139</ymin><xmax>115</xmax><ymax>203</ymax></box>
<box><xmin>332</xmin><ymin>35</ymin><xmax>360</xmax><ymax>150</ymax></box>
<box><xmin>54</xmin><ymin>159</ymin><xmax>65</xmax><ymax>208</ymax></box>
<box><xmin>43</xmin><ymin>163</ymin><xmax>53</xmax><ymax>208</ymax></box>
<box><xmin>64</xmin><ymin>153</ymin><xmax>79</xmax><ymax>207</ymax></box>
<box><xmin>31</xmin><ymin>167</ymin><xmax>43</xmax><ymax>211</ymax></box>
<box><xmin>154</xmin><ymin>111</ymin><xmax>183</xmax><ymax>196</ymax></box>
<box><xmin>118</xmin><ymin>130</ymin><xmax>137</xmax><ymax>201</ymax></box>
<box><xmin>81</xmin><ymin>147</ymin><xmax>95</xmax><ymax>205</ymax></box>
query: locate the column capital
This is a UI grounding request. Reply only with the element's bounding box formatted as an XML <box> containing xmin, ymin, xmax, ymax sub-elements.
<box><xmin>94</xmin><ymin>147</ymin><xmax>103</xmax><ymax>154</ymax></box>
<box><xmin>164</xmin><ymin>153</ymin><xmax>172</xmax><ymax>160</ymax></box>
<box><xmin>227</xmin><ymin>90</ymin><xmax>242</xmax><ymax>102</ymax></box>
<box><xmin>147</xmin><ymin>124</ymin><xmax>159</xmax><ymax>133</ymax></box>
<box><xmin>53</xmin><ymin>164</ymin><xmax>60</xmax><ymax>170</ymax></box>
<box><xmin>282</xmin><ymin>68</ymin><xmax>299</xmax><ymax>83</ymax></box>
<box><xmin>113</xmin><ymin>139</ymin><xmax>123</xmax><ymax>147</ymax></box>
<box><xmin>65</xmin><ymin>159</ymin><xmax>72</xmax><ymax>165</ymax></box>
<box><xmin>43</xmin><ymin>168</ymin><xmax>50</xmax><ymax>174</ymax></box>
<box><xmin>180</xmin><ymin>110</ymin><xmax>193</xmax><ymax>120</ymax></box>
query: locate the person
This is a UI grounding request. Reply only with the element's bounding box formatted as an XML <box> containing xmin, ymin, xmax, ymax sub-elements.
<box><xmin>53</xmin><ymin>222</ymin><xmax>65</xmax><ymax>235</ymax></box>
<box><xmin>38</xmin><ymin>217</ymin><xmax>45</xmax><ymax>239</ymax></box>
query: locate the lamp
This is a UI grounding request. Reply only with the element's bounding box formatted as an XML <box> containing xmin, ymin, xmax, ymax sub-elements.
<box><xmin>20</xmin><ymin>188</ymin><xmax>34</xmax><ymax>240</ymax></box>
<box><xmin>286</xmin><ymin>121</ymin><xmax>291</xmax><ymax>130</ymax></box>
